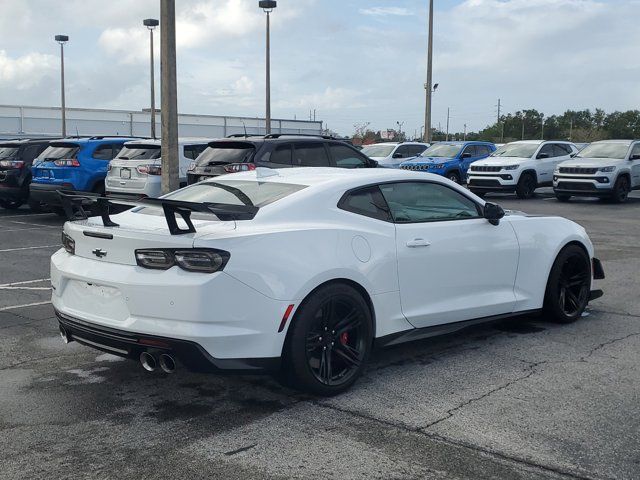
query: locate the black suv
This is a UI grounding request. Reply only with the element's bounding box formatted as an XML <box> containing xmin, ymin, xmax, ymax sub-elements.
<box><xmin>187</xmin><ymin>134</ymin><xmax>377</xmax><ymax>185</ymax></box>
<box><xmin>0</xmin><ymin>138</ymin><xmax>58</xmax><ymax>210</ymax></box>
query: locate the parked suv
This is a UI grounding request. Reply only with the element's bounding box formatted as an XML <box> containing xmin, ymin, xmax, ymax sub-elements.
<box><xmin>187</xmin><ymin>134</ymin><xmax>377</xmax><ymax>184</ymax></box>
<box><xmin>30</xmin><ymin>136</ymin><xmax>137</xmax><ymax>213</ymax></box>
<box><xmin>553</xmin><ymin>140</ymin><xmax>640</xmax><ymax>203</ymax></box>
<box><xmin>467</xmin><ymin>140</ymin><xmax>578</xmax><ymax>198</ymax></box>
<box><xmin>360</xmin><ymin>142</ymin><xmax>430</xmax><ymax>168</ymax></box>
<box><xmin>106</xmin><ymin>138</ymin><xmax>210</xmax><ymax>198</ymax></box>
<box><xmin>399</xmin><ymin>141</ymin><xmax>496</xmax><ymax>183</ymax></box>
<box><xmin>0</xmin><ymin>138</ymin><xmax>57</xmax><ymax>210</ymax></box>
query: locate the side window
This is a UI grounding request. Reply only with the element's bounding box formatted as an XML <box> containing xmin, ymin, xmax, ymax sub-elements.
<box><xmin>553</xmin><ymin>144</ymin><xmax>571</xmax><ymax>157</ymax></box>
<box><xmin>293</xmin><ymin>143</ymin><xmax>330</xmax><ymax>167</ymax></box>
<box><xmin>409</xmin><ymin>145</ymin><xmax>427</xmax><ymax>156</ymax></box>
<box><xmin>93</xmin><ymin>144</ymin><xmax>115</xmax><ymax>160</ymax></box>
<box><xmin>338</xmin><ymin>186</ymin><xmax>390</xmax><ymax>222</ymax></box>
<box><xmin>394</xmin><ymin>145</ymin><xmax>412</xmax><ymax>158</ymax></box>
<box><xmin>538</xmin><ymin>144</ymin><xmax>555</xmax><ymax>158</ymax></box>
<box><xmin>269</xmin><ymin>145</ymin><xmax>293</xmax><ymax>165</ymax></box>
<box><xmin>22</xmin><ymin>145</ymin><xmax>41</xmax><ymax>161</ymax></box>
<box><xmin>379</xmin><ymin>182</ymin><xmax>481</xmax><ymax>223</ymax></box>
<box><xmin>462</xmin><ymin>145</ymin><xmax>477</xmax><ymax>157</ymax></box>
<box><xmin>630</xmin><ymin>143</ymin><xmax>640</xmax><ymax>158</ymax></box>
<box><xmin>329</xmin><ymin>143</ymin><xmax>369</xmax><ymax>168</ymax></box>
<box><xmin>183</xmin><ymin>145</ymin><xmax>207</xmax><ymax>160</ymax></box>
<box><xmin>477</xmin><ymin>145</ymin><xmax>491</xmax><ymax>157</ymax></box>
<box><xmin>112</xmin><ymin>145</ymin><xmax>123</xmax><ymax>159</ymax></box>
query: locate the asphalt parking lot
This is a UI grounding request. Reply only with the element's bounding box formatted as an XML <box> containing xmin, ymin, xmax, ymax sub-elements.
<box><xmin>1</xmin><ymin>189</ymin><xmax>639</xmax><ymax>480</ymax></box>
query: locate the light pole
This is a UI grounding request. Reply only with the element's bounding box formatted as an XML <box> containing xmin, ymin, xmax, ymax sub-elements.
<box><xmin>396</xmin><ymin>121</ymin><xmax>404</xmax><ymax>141</ymax></box>
<box><xmin>259</xmin><ymin>1</ymin><xmax>276</xmax><ymax>135</ymax></box>
<box><xmin>160</xmin><ymin>0</ymin><xmax>179</xmax><ymax>194</ymax></box>
<box><xmin>55</xmin><ymin>35</ymin><xmax>69</xmax><ymax>137</ymax></box>
<box><xmin>144</xmin><ymin>18</ymin><xmax>159</xmax><ymax>139</ymax></box>
<box><xmin>423</xmin><ymin>0</ymin><xmax>434</xmax><ymax>143</ymax></box>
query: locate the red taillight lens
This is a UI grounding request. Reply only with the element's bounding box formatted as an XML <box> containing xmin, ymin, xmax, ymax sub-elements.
<box><xmin>54</xmin><ymin>159</ymin><xmax>80</xmax><ymax>167</ymax></box>
<box><xmin>136</xmin><ymin>165</ymin><xmax>162</xmax><ymax>175</ymax></box>
<box><xmin>223</xmin><ymin>163</ymin><xmax>256</xmax><ymax>173</ymax></box>
<box><xmin>0</xmin><ymin>160</ymin><xmax>24</xmax><ymax>168</ymax></box>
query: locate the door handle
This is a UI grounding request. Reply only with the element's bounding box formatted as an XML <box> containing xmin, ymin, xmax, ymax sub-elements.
<box><xmin>406</xmin><ymin>238</ymin><xmax>431</xmax><ymax>248</ymax></box>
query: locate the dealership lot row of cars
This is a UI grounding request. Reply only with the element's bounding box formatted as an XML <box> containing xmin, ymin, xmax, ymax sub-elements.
<box><xmin>1</xmin><ymin>135</ymin><xmax>639</xmax><ymax>216</ymax></box>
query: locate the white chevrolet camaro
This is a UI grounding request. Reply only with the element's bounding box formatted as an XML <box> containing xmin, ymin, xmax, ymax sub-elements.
<box><xmin>52</xmin><ymin>167</ymin><xmax>604</xmax><ymax>395</ymax></box>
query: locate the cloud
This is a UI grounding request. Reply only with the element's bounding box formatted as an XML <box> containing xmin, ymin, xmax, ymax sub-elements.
<box><xmin>0</xmin><ymin>50</ymin><xmax>57</xmax><ymax>90</ymax></box>
<box><xmin>359</xmin><ymin>7</ymin><xmax>412</xmax><ymax>17</ymax></box>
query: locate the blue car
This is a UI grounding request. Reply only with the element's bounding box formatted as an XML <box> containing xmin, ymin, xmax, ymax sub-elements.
<box><xmin>399</xmin><ymin>141</ymin><xmax>496</xmax><ymax>183</ymax></box>
<box><xmin>29</xmin><ymin>137</ymin><xmax>138</xmax><ymax>213</ymax></box>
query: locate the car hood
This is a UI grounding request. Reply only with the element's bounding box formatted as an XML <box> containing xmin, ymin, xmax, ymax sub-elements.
<box><xmin>471</xmin><ymin>156</ymin><xmax>529</xmax><ymax>167</ymax></box>
<box><xmin>403</xmin><ymin>156</ymin><xmax>455</xmax><ymax>165</ymax></box>
<box><xmin>557</xmin><ymin>157</ymin><xmax>625</xmax><ymax>168</ymax></box>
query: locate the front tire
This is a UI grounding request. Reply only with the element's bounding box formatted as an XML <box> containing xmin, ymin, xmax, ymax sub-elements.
<box><xmin>446</xmin><ymin>171</ymin><xmax>461</xmax><ymax>184</ymax></box>
<box><xmin>0</xmin><ymin>199</ymin><xmax>23</xmax><ymax>209</ymax></box>
<box><xmin>610</xmin><ymin>175</ymin><xmax>630</xmax><ymax>203</ymax></box>
<box><xmin>516</xmin><ymin>173</ymin><xmax>537</xmax><ymax>199</ymax></box>
<box><xmin>285</xmin><ymin>283</ymin><xmax>373</xmax><ymax>396</ymax></box>
<box><xmin>555</xmin><ymin>194</ymin><xmax>571</xmax><ymax>202</ymax></box>
<box><xmin>543</xmin><ymin>245</ymin><xmax>591</xmax><ymax>324</ymax></box>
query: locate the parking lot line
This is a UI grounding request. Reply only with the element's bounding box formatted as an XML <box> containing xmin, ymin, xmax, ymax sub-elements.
<box><xmin>0</xmin><ymin>278</ymin><xmax>50</xmax><ymax>287</ymax></box>
<box><xmin>0</xmin><ymin>213</ymin><xmax>55</xmax><ymax>218</ymax></box>
<box><xmin>0</xmin><ymin>245</ymin><xmax>59</xmax><ymax>253</ymax></box>
<box><xmin>4</xmin><ymin>220</ymin><xmax>61</xmax><ymax>228</ymax></box>
<box><xmin>0</xmin><ymin>300</ymin><xmax>51</xmax><ymax>312</ymax></box>
<box><xmin>0</xmin><ymin>227</ymin><xmax>49</xmax><ymax>233</ymax></box>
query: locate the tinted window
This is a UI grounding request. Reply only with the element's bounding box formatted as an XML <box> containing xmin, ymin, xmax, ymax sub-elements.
<box><xmin>462</xmin><ymin>145</ymin><xmax>477</xmax><ymax>157</ymax></box>
<box><xmin>164</xmin><ymin>180</ymin><xmax>306</xmax><ymax>207</ymax></box>
<box><xmin>184</xmin><ymin>144</ymin><xmax>208</xmax><ymax>160</ymax></box>
<box><xmin>576</xmin><ymin>142</ymin><xmax>630</xmax><ymax>159</ymax></box>
<box><xmin>339</xmin><ymin>186</ymin><xmax>390</xmax><ymax>221</ymax></box>
<box><xmin>491</xmin><ymin>143</ymin><xmax>539</xmax><ymax>158</ymax></box>
<box><xmin>421</xmin><ymin>144</ymin><xmax>462</xmax><ymax>158</ymax></box>
<box><xmin>39</xmin><ymin>144</ymin><xmax>80</xmax><ymax>160</ymax></box>
<box><xmin>0</xmin><ymin>146</ymin><xmax>20</xmax><ymax>160</ymax></box>
<box><xmin>538</xmin><ymin>144</ymin><xmax>555</xmax><ymax>158</ymax></box>
<box><xmin>553</xmin><ymin>144</ymin><xmax>572</xmax><ymax>156</ymax></box>
<box><xmin>22</xmin><ymin>145</ymin><xmax>42</xmax><ymax>162</ymax></box>
<box><xmin>409</xmin><ymin>145</ymin><xmax>428</xmax><ymax>156</ymax></box>
<box><xmin>361</xmin><ymin>144</ymin><xmax>395</xmax><ymax>158</ymax></box>
<box><xmin>630</xmin><ymin>143</ymin><xmax>640</xmax><ymax>157</ymax></box>
<box><xmin>93</xmin><ymin>144</ymin><xmax>115</xmax><ymax>160</ymax></box>
<box><xmin>293</xmin><ymin>143</ymin><xmax>330</xmax><ymax>167</ymax></box>
<box><xmin>330</xmin><ymin>144</ymin><xmax>369</xmax><ymax>168</ymax></box>
<box><xmin>268</xmin><ymin>145</ymin><xmax>293</xmax><ymax>165</ymax></box>
<box><xmin>394</xmin><ymin>145</ymin><xmax>412</xmax><ymax>158</ymax></box>
<box><xmin>117</xmin><ymin>144</ymin><xmax>161</xmax><ymax>160</ymax></box>
<box><xmin>196</xmin><ymin>143</ymin><xmax>255</xmax><ymax>166</ymax></box>
<box><xmin>476</xmin><ymin>145</ymin><xmax>491</xmax><ymax>156</ymax></box>
<box><xmin>379</xmin><ymin>182</ymin><xmax>481</xmax><ymax>223</ymax></box>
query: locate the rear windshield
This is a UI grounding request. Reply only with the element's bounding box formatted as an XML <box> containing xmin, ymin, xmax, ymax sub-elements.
<box><xmin>117</xmin><ymin>144</ymin><xmax>161</xmax><ymax>160</ymax></box>
<box><xmin>39</xmin><ymin>143</ymin><xmax>80</xmax><ymax>161</ymax></box>
<box><xmin>0</xmin><ymin>146</ymin><xmax>20</xmax><ymax>160</ymax></box>
<box><xmin>163</xmin><ymin>180</ymin><xmax>306</xmax><ymax>208</ymax></box>
<box><xmin>196</xmin><ymin>142</ymin><xmax>255</xmax><ymax>166</ymax></box>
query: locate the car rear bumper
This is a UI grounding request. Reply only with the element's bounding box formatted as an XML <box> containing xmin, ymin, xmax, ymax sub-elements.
<box><xmin>56</xmin><ymin>310</ymin><xmax>280</xmax><ymax>373</ymax></box>
<box><xmin>51</xmin><ymin>249</ymin><xmax>291</xmax><ymax>362</ymax></box>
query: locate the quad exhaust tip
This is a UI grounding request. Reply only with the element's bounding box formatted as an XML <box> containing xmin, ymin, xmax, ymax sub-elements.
<box><xmin>159</xmin><ymin>353</ymin><xmax>176</xmax><ymax>374</ymax></box>
<box><xmin>59</xmin><ymin>326</ymin><xmax>70</xmax><ymax>344</ymax></box>
<box><xmin>140</xmin><ymin>351</ymin><xmax>157</xmax><ymax>372</ymax></box>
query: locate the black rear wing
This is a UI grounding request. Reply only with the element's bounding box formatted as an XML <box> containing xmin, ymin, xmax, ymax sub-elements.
<box><xmin>57</xmin><ymin>191</ymin><xmax>258</xmax><ymax>235</ymax></box>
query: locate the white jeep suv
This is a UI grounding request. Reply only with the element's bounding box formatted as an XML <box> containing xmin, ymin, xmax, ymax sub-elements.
<box><xmin>106</xmin><ymin>139</ymin><xmax>210</xmax><ymax>197</ymax></box>
<box><xmin>553</xmin><ymin>140</ymin><xmax>640</xmax><ymax>203</ymax></box>
<box><xmin>360</xmin><ymin>142</ymin><xmax>430</xmax><ymax>168</ymax></box>
<box><xmin>468</xmin><ymin>140</ymin><xmax>578</xmax><ymax>198</ymax></box>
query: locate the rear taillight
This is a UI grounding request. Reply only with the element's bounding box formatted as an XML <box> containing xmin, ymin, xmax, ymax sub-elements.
<box><xmin>62</xmin><ymin>232</ymin><xmax>75</xmax><ymax>255</ymax></box>
<box><xmin>135</xmin><ymin>248</ymin><xmax>230</xmax><ymax>273</ymax></box>
<box><xmin>137</xmin><ymin>165</ymin><xmax>162</xmax><ymax>175</ymax></box>
<box><xmin>0</xmin><ymin>160</ymin><xmax>24</xmax><ymax>168</ymax></box>
<box><xmin>223</xmin><ymin>163</ymin><xmax>256</xmax><ymax>174</ymax></box>
<box><xmin>107</xmin><ymin>163</ymin><xmax>112</xmax><ymax>172</ymax></box>
<box><xmin>54</xmin><ymin>159</ymin><xmax>80</xmax><ymax>167</ymax></box>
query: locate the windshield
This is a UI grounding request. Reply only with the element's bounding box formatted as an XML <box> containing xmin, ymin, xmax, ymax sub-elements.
<box><xmin>163</xmin><ymin>180</ymin><xmax>307</xmax><ymax>208</ymax></box>
<box><xmin>421</xmin><ymin>144</ymin><xmax>461</xmax><ymax>158</ymax></box>
<box><xmin>361</xmin><ymin>145</ymin><xmax>396</xmax><ymax>158</ymax></box>
<box><xmin>575</xmin><ymin>142</ymin><xmax>631</xmax><ymax>160</ymax></box>
<box><xmin>0</xmin><ymin>146</ymin><xmax>20</xmax><ymax>160</ymax></box>
<box><xmin>490</xmin><ymin>143</ymin><xmax>539</xmax><ymax>158</ymax></box>
<box><xmin>117</xmin><ymin>144</ymin><xmax>161</xmax><ymax>160</ymax></box>
<box><xmin>38</xmin><ymin>144</ymin><xmax>79</xmax><ymax>161</ymax></box>
<box><xmin>196</xmin><ymin>143</ymin><xmax>255</xmax><ymax>166</ymax></box>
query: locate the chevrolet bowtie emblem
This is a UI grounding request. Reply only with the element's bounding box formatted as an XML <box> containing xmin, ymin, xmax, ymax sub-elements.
<box><xmin>92</xmin><ymin>248</ymin><xmax>107</xmax><ymax>258</ymax></box>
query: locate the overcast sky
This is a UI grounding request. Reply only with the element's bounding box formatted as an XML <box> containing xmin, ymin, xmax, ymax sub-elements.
<box><xmin>1</xmin><ymin>0</ymin><xmax>638</xmax><ymax>137</ymax></box>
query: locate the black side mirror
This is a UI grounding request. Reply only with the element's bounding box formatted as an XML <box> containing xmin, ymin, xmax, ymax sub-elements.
<box><xmin>392</xmin><ymin>152</ymin><xmax>403</xmax><ymax>159</ymax></box>
<box><xmin>630</xmin><ymin>154</ymin><xmax>640</xmax><ymax>160</ymax></box>
<box><xmin>461</xmin><ymin>152</ymin><xmax>472</xmax><ymax>159</ymax></box>
<box><xmin>370</xmin><ymin>159</ymin><xmax>379</xmax><ymax>168</ymax></box>
<box><xmin>537</xmin><ymin>153</ymin><xmax>549</xmax><ymax>159</ymax></box>
<box><xmin>484</xmin><ymin>202</ymin><xmax>505</xmax><ymax>226</ymax></box>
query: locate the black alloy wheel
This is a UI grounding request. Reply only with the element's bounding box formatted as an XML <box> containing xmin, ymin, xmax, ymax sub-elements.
<box><xmin>611</xmin><ymin>176</ymin><xmax>630</xmax><ymax>204</ymax></box>
<box><xmin>285</xmin><ymin>283</ymin><xmax>372</xmax><ymax>395</ymax></box>
<box><xmin>544</xmin><ymin>245</ymin><xmax>591</xmax><ymax>323</ymax></box>
<box><xmin>447</xmin><ymin>171</ymin><xmax>461</xmax><ymax>184</ymax></box>
<box><xmin>516</xmin><ymin>173</ymin><xmax>537</xmax><ymax>199</ymax></box>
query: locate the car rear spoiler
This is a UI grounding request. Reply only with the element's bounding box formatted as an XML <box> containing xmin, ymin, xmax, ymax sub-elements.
<box><xmin>57</xmin><ymin>190</ymin><xmax>258</xmax><ymax>235</ymax></box>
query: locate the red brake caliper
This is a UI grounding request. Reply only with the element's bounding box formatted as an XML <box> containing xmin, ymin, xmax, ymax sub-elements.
<box><xmin>340</xmin><ymin>332</ymin><xmax>349</xmax><ymax>345</ymax></box>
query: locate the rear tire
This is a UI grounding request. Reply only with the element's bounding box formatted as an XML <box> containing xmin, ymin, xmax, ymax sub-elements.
<box><xmin>610</xmin><ymin>175</ymin><xmax>630</xmax><ymax>203</ymax></box>
<box><xmin>28</xmin><ymin>199</ymin><xmax>45</xmax><ymax>213</ymax></box>
<box><xmin>447</xmin><ymin>171</ymin><xmax>461</xmax><ymax>184</ymax></box>
<box><xmin>543</xmin><ymin>245</ymin><xmax>591</xmax><ymax>324</ymax></box>
<box><xmin>516</xmin><ymin>173</ymin><xmax>537</xmax><ymax>199</ymax></box>
<box><xmin>555</xmin><ymin>194</ymin><xmax>571</xmax><ymax>202</ymax></box>
<box><xmin>0</xmin><ymin>199</ymin><xmax>23</xmax><ymax>209</ymax></box>
<box><xmin>284</xmin><ymin>282</ymin><xmax>373</xmax><ymax>396</ymax></box>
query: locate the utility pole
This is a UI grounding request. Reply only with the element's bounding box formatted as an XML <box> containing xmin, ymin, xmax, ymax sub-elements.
<box><xmin>521</xmin><ymin>118</ymin><xmax>525</xmax><ymax>140</ymax></box>
<box><xmin>463</xmin><ymin>123</ymin><xmax>467</xmax><ymax>141</ymax></box>
<box><xmin>160</xmin><ymin>0</ymin><xmax>179</xmax><ymax>194</ymax></box>
<box><xmin>569</xmin><ymin>118</ymin><xmax>573</xmax><ymax>141</ymax></box>
<box><xmin>445</xmin><ymin>108</ymin><xmax>450</xmax><ymax>141</ymax></box>
<box><xmin>497</xmin><ymin>98</ymin><xmax>502</xmax><ymax>142</ymax></box>
<box><xmin>541</xmin><ymin>115</ymin><xmax>545</xmax><ymax>140</ymax></box>
<box><xmin>423</xmin><ymin>0</ymin><xmax>434</xmax><ymax>143</ymax></box>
